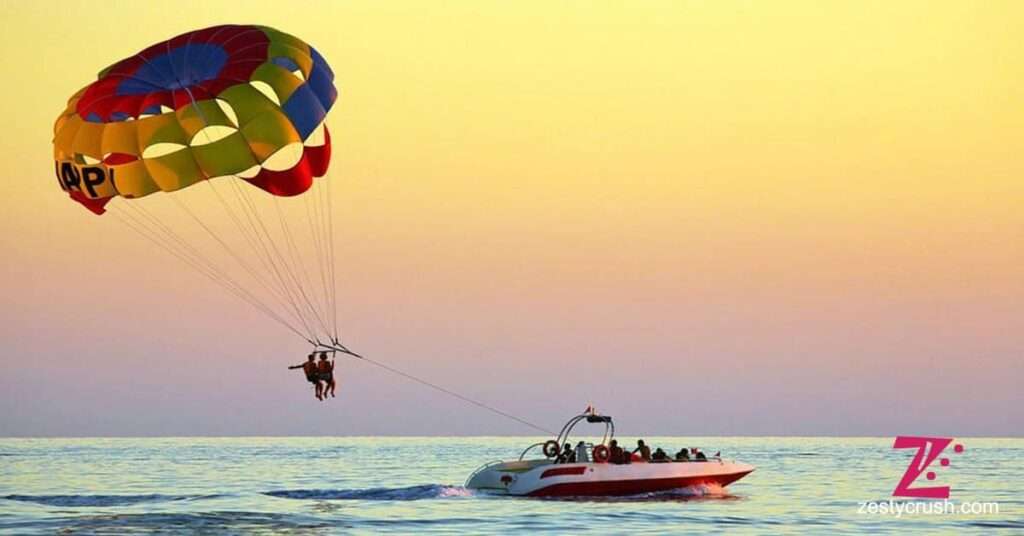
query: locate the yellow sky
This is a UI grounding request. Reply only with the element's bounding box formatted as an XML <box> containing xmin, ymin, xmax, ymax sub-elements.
<box><xmin>0</xmin><ymin>1</ymin><xmax>1021</xmax><ymax>435</ymax></box>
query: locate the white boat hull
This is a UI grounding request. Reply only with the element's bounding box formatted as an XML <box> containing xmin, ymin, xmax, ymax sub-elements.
<box><xmin>467</xmin><ymin>459</ymin><xmax>755</xmax><ymax>497</ymax></box>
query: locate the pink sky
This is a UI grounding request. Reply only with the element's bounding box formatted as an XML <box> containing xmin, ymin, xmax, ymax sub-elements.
<box><xmin>1</xmin><ymin>2</ymin><xmax>1022</xmax><ymax>436</ymax></box>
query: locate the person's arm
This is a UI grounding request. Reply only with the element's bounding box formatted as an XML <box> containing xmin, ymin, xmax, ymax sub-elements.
<box><xmin>288</xmin><ymin>364</ymin><xmax>304</xmax><ymax>369</ymax></box>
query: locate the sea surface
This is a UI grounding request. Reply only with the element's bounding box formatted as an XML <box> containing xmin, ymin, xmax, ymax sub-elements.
<box><xmin>0</xmin><ymin>437</ymin><xmax>1020</xmax><ymax>534</ymax></box>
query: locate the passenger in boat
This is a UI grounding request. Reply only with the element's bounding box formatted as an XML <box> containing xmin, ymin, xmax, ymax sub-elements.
<box><xmin>574</xmin><ymin>441</ymin><xmax>589</xmax><ymax>463</ymax></box>
<box><xmin>695</xmin><ymin>448</ymin><xmax>708</xmax><ymax>461</ymax></box>
<box><xmin>609</xmin><ymin>439</ymin><xmax>624</xmax><ymax>464</ymax></box>
<box><xmin>651</xmin><ymin>448</ymin><xmax>669</xmax><ymax>462</ymax></box>
<box><xmin>288</xmin><ymin>353</ymin><xmax>323</xmax><ymax>400</ymax></box>
<box><xmin>632</xmin><ymin>439</ymin><xmax>651</xmax><ymax>462</ymax></box>
<box><xmin>317</xmin><ymin>353</ymin><xmax>336</xmax><ymax>398</ymax></box>
<box><xmin>557</xmin><ymin>442</ymin><xmax>576</xmax><ymax>463</ymax></box>
<box><xmin>675</xmin><ymin>448</ymin><xmax>690</xmax><ymax>461</ymax></box>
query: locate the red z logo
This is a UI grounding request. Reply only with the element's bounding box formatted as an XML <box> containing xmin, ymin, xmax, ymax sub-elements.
<box><xmin>892</xmin><ymin>436</ymin><xmax>963</xmax><ymax>499</ymax></box>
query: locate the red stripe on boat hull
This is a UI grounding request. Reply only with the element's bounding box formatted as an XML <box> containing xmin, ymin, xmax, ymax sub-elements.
<box><xmin>526</xmin><ymin>469</ymin><xmax>754</xmax><ymax>497</ymax></box>
<box><xmin>540</xmin><ymin>466</ymin><xmax>588</xmax><ymax>479</ymax></box>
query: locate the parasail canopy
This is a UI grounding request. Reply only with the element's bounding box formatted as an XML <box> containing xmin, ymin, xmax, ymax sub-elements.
<box><xmin>51</xmin><ymin>24</ymin><xmax>343</xmax><ymax>348</ymax></box>
<box><xmin>53</xmin><ymin>24</ymin><xmax>337</xmax><ymax>215</ymax></box>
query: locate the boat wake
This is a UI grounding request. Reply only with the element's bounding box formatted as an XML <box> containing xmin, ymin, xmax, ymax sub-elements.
<box><xmin>634</xmin><ymin>482</ymin><xmax>740</xmax><ymax>501</ymax></box>
<box><xmin>264</xmin><ymin>484</ymin><xmax>472</xmax><ymax>501</ymax></box>
<box><xmin>3</xmin><ymin>483</ymin><xmax>730</xmax><ymax>508</ymax></box>
<box><xmin>3</xmin><ymin>486</ymin><xmax>474</xmax><ymax>509</ymax></box>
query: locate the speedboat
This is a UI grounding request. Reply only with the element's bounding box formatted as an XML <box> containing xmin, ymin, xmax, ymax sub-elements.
<box><xmin>466</xmin><ymin>412</ymin><xmax>754</xmax><ymax>497</ymax></box>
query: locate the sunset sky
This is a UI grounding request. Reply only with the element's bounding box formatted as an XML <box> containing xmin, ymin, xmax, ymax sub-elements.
<box><xmin>1</xmin><ymin>1</ymin><xmax>1020</xmax><ymax>437</ymax></box>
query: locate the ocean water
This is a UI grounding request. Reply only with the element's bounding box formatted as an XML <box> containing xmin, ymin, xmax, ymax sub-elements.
<box><xmin>0</xmin><ymin>437</ymin><xmax>1020</xmax><ymax>534</ymax></box>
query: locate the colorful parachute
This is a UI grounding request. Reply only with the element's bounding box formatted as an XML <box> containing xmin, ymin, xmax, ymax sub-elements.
<box><xmin>52</xmin><ymin>24</ymin><xmax>337</xmax><ymax>215</ymax></box>
<box><xmin>51</xmin><ymin>25</ymin><xmax>345</xmax><ymax>349</ymax></box>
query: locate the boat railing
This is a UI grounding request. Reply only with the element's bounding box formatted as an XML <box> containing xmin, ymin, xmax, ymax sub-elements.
<box><xmin>518</xmin><ymin>442</ymin><xmax>546</xmax><ymax>461</ymax></box>
<box><xmin>465</xmin><ymin>459</ymin><xmax>506</xmax><ymax>486</ymax></box>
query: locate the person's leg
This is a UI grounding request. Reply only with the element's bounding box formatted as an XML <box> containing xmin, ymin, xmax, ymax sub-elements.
<box><xmin>315</xmin><ymin>381</ymin><xmax>323</xmax><ymax>400</ymax></box>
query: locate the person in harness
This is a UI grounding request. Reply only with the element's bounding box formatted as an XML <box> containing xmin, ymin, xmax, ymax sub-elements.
<box><xmin>317</xmin><ymin>352</ymin><xmax>337</xmax><ymax>398</ymax></box>
<box><xmin>289</xmin><ymin>353</ymin><xmax>323</xmax><ymax>400</ymax></box>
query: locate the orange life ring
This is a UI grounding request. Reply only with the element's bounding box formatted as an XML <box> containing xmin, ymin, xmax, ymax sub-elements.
<box><xmin>592</xmin><ymin>444</ymin><xmax>610</xmax><ymax>463</ymax></box>
<box><xmin>543</xmin><ymin>440</ymin><xmax>560</xmax><ymax>458</ymax></box>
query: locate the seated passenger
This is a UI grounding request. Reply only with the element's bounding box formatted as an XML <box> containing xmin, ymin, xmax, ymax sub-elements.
<box><xmin>560</xmin><ymin>442</ymin><xmax>576</xmax><ymax>463</ymax></box>
<box><xmin>695</xmin><ymin>449</ymin><xmax>708</xmax><ymax>461</ymax></box>
<box><xmin>574</xmin><ymin>441</ymin><xmax>589</xmax><ymax>463</ymax></box>
<box><xmin>651</xmin><ymin>447</ymin><xmax>669</xmax><ymax>462</ymax></box>
<box><xmin>632</xmin><ymin>439</ymin><xmax>651</xmax><ymax>462</ymax></box>
<box><xmin>609</xmin><ymin>439</ymin><xmax>624</xmax><ymax>464</ymax></box>
<box><xmin>675</xmin><ymin>448</ymin><xmax>690</xmax><ymax>461</ymax></box>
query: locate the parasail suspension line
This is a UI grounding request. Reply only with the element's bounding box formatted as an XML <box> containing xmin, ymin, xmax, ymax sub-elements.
<box><xmin>314</xmin><ymin>342</ymin><xmax>555</xmax><ymax>435</ymax></box>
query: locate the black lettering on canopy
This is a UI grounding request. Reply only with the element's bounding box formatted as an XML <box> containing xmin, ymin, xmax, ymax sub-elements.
<box><xmin>59</xmin><ymin>162</ymin><xmax>80</xmax><ymax>192</ymax></box>
<box><xmin>58</xmin><ymin>161</ymin><xmax>109</xmax><ymax>197</ymax></box>
<box><xmin>81</xmin><ymin>167</ymin><xmax>107</xmax><ymax>197</ymax></box>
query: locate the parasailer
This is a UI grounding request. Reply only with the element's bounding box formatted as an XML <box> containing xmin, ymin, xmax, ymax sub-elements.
<box><xmin>317</xmin><ymin>352</ymin><xmax>337</xmax><ymax>398</ymax></box>
<box><xmin>289</xmin><ymin>353</ymin><xmax>325</xmax><ymax>400</ymax></box>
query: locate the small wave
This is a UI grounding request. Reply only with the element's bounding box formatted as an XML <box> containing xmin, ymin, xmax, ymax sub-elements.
<box><xmin>0</xmin><ymin>511</ymin><xmax>332</xmax><ymax>534</ymax></box>
<box><xmin>265</xmin><ymin>484</ymin><xmax>471</xmax><ymax>501</ymax></box>
<box><xmin>968</xmin><ymin>520</ymin><xmax>1024</xmax><ymax>529</ymax></box>
<box><xmin>1</xmin><ymin>493</ymin><xmax>221</xmax><ymax>507</ymax></box>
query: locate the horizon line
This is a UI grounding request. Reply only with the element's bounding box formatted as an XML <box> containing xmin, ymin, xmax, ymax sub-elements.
<box><xmin>2</xmin><ymin>434</ymin><xmax>1021</xmax><ymax>440</ymax></box>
